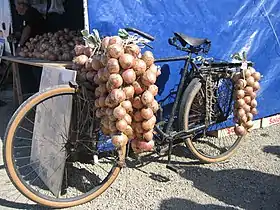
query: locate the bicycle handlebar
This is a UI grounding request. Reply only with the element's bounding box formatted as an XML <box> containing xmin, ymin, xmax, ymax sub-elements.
<box><xmin>124</xmin><ymin>27</ymin><xmax>155</xmax><ymax>41</ymax></box>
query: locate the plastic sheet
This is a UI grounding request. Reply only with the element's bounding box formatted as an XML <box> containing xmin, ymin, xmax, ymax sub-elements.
<box><xmin>87</xmin><ymin>0</ymin><xmax>280</xmax><ymax>119</ymax></box>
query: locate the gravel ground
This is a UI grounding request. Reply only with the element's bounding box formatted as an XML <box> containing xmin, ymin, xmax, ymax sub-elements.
<box><xmin>0</xmin><ymin>88</ymin><xmax>279</xmax><ymax>210</ymax></box>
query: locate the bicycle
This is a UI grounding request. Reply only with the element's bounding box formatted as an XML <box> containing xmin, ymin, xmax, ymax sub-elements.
<box><xmin>3</xmin><ymin>27</ymin><xmax>253</xmax><ymax>208</ymax></box>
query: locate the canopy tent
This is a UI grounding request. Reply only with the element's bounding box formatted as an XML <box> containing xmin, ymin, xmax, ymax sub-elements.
<box><xmin>85</xmin><ymin>0</ymin><xmax>280</xmax><ymax>119</ymax></box>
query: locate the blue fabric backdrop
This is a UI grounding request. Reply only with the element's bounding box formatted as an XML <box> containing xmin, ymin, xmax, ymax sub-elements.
<box><xmin>87</xmin><ymin>0</ymin><xmax>280</xmax><ymax>119</ymax></box>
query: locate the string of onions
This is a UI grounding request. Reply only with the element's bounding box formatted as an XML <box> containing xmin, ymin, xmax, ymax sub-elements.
<box><xmin>233</xmin><ymin>65</ymin><xmax>261</xmax><ymax>136</ymax></box>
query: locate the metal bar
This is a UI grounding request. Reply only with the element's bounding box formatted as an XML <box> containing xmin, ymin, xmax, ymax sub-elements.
<box><xmin>154</xmin><ymin>55</ymin><xmax>190</xmax><ymax>63</ymax></box>
<box><xmin>165</xmin><ymin>55</ymin><xmax>191</xmax><ymax>133</ymax></box>
<box><xmin>172</xmin><ymin>124</ymin><xmax>206</xmax><ymax>138</ymax></box>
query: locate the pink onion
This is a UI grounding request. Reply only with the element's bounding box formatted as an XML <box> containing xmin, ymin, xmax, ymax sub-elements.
<box><xmin>119</xmin><ymin>53</ymin><xmax>135</xmax><ymax>69</ymax></box>
<box><xmin>122</xmin><ymin>69</ymin><xmax>136</xmax><ymax>84</ymax></box>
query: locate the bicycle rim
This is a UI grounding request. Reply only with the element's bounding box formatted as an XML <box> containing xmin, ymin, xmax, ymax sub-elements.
<box><xmin>3</xmin><ymin>85</ymin><xmax>123</xmax><ymax>208</ymax></box>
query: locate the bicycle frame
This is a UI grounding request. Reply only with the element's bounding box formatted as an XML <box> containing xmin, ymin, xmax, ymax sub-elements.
<box><xmin>153</xmin><ymin>52</ymin><xmax>202</xmax><ymax>138</ymax></box>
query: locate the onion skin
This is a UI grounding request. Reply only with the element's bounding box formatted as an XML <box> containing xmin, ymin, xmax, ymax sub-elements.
<box><xmin>121</xmin><ymin>100</ymin><xmax>133</xmax><ymax>113</ymax></box>
<box><xmin>244</xmin><ymin>120</ymin><xmax>254</xmax><ymax>129</ymax></box>
<box><xmin>133</xmin><ymin>59</ymin><xmax>147</xmax><ymax>76</ymax></box>
<box><xmin>107</xmin><ymin>44</ymin><xmax>124</xmax><ymax>59</ymax></box>
<box><xmin>252</xmin><ymin>72</ymin><xmax>261</xmax><ymax>81</ymax></box>
<box><xmin>235</xmin><ymin>90</ymin><xmax>245</xmax><ymax>99</ymax></box>
<box><xmin>134</xmin><ymin>111</ymin><xmax>144</xmax><ymax>122</ymax></box>
<box><xmin>116</xmin><ymin>119</ymin><xmax>128</xmax><ymax>132</ymax></box>
<box><xmin>74</xmin><ymin>45</ymin><xmax>85</xmax><ymax>56</ymax></box>
<box><xmin>84</xmin><ymin>46</ymin><xmax>93</xmax><ymax>57</ymax></box>
<box><xmin>141</xmin><ymin>107</ymin><xmax>154</xmax><ymax>120</ymax></box>
<box><xmin>125</xmin><ymin>44</ymin><xmax>140</xmax><ymax>57</ymax></box>
<box><xmin>113</xmin><ymin>106</ymin><xmax>127</xmax><ymax>120</ymax></box>
<box><xmin>148</xmin><ymin>85</ymin><xmax>158</xmax><ymax>96</ymax></box>
<box><xmin>132</xmin><ymin>96</ymin><xmax>144</xmax><ymax>109</ymax></box>
<box><xmin>249</xmin><ymin>67</ymin><xmax>256</xmax><ymax>74</ymax></box>
<box><xmin>108</xmin><ymin>74</ymin><xmax>123</xmax><ymax>89</ymax></box>
<box><xmin>243</xmin><ymin>104</ymin><xmax>251</xmax><ymax>113</ymax></box>
<box><xmin>109</xmin><ymin>36</ymin><xmax>123</xmax><ymax>46</ymax></box>
<box><xmin>234</xmin><ymin>125</ymin><xmax>247</xmax><ymax>136</ymax></box>
<box><xmin>122</xmin><ymin>69</ymin><xmax>136</xmax><ymax>84</ymax></box>
<box><xmin>142</xmin><ymin>51</ymin><xmax>155</xmax><ymax>67</ymax></box>
<box><xmin>246</xmin><ymin>113</ymin><xmax>254</xmax><ymax>121</ymax></box>
<box><xmin>143</xmin><ymin>130</ymin><xmax>153</xmax><ymax>141</ymax></box>
<box><xmin>135</xmin><ymin>140</ymin><xmax>155</xmax><ymax>152</ymax></box>
<box><xmin>98</xmin><ymin>96</ymin><xmax>106</xmax><ymax>107</ymax></box>
<box><xmin>237</xmin><ymin>108</ymin><xmax>246</xmax><ymax>118</ymax></box>
<box><xmin>107</xmin><ymin>58</ymin><xmax>120</xmax><ymax>74</ymax></box>
<box><xmin>148</xmin><ymin>100</ymin><xmax>159</xmax><ymax>113</ymax></box>
<box><xmin>142</xmin><ymin>70</ymin><xmax>157</xmax><ymax>86</ymax></box>
<box><xmin>244</xmin><ymin>69</ymin><xmax>252</xmax><ymax>79</ymax></box>
<box><xmin>132</xmin><ymin>81</ymin><xmax>146</xmax><ymax>95</ymax></box>
<box><xmin>73</xmin><ymin>55</ymin><xmax>88</xmax><ymax>65</ymax></box>
<box><xmin>119</xmin><ymin>53</ymin><xmax>135</xmax><ymax>70</ymax></box>
<box><xmin>246</xmin><ymin>76</ymin><xmax>255</xmax><ymax>87</ymax></box>
<box><xmin>112</xmin><ymin>134</ymin><xmax>128</xmax><ymax>148</ymax></box>
<box><xmin>134</xmin><ymin>122</ymin><xmax>144</xmax><ymax>133</ymax></box>
<box><xmin>251</xmin><ymin>108</ymin><xmax>258</xmax><ymax>115</ymax></box>
<box><xmin>240</xmin><ymin>115</ymin><xmax>247</xmax><ymax>124</ymax></box>
<box><xmin>91</xmin><ymin>57</ymin><xmax>103</xmax><ymax>71</ymax></box>
<box><xmin>250</xmin><ymin>99</ymin><xmax>257</xmax><ymax>108</ymax></box>
<box><xmin>235</xmin><ymin>79</ymin><xmax>247</xmax><ymax>89</ymax></box>
<box><xmin>142</xmin><ymin>115</ymin><xmax>156</xmax><ymax>131</ymax></box>
<box><xmin>253</xmin><ymin>82</ymin><xmax>260</xmax><ymax>91</ymax></box>
<box><xmin>141</xmin><ymin>90</ymin><xmax>154</xmax><ymax>105</ymax></box>
<box><xmin>244</xmin><ymin>86</ymin><xmax>254</xmax><ymax>96</ymax></box>
<box><xmin>124</xmin><ymin>125</ymin><xmax>134</xmax><ymax>139</ymax></box>
<box><xmin>123</xmin><ymin>85</ymin><xmax>135</xmax><ymax>99</ymax></box>
<box><xmin>249</xmin><ymin>91</ymin><xmax>257</xmax><ymax>99</ymax></box>
<box><xmin>236</xmin><ymin>99</ymin><xmax>245</xmax><ymax>108</ymax></box>
<box><xmin>109</xmin><ymin>89</ymin><xmax>126</xmax><ymax>104</ymax></box>
<box><xmin>124</xmin><ymin>114</ymin><xmax>132</xmax><ymax>125</ymax></box>
<box><xmin>244</xmin><ymin>96</ymin><xmax>251</xmax><ymax>105</ymax></box>
<box><xmin>233</xmin><ymin>72</ymin><xmax>241</xmax><ymax>82</ymax></box>
<box><xmin>102</xmin><ymin>36</ymin><xmax>111</xmax><ymax>49</ymax></box>
<box><xmin>101</xmin><ymin>126</ymin><xmax>111</xmax><ymax>135</ymax></box>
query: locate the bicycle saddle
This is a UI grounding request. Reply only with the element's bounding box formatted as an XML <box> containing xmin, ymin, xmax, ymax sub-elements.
<box><xmin>174</xmin><ymin>32</ymin><xmax>210</xmax><ymax>47</ymax></box>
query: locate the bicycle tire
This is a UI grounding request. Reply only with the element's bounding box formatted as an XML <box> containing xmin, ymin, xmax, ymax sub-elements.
<box><xmin>3</xmin><ymin>84</ymin><xmax>123</xmax><ymax>208</ymax></box>
<box><xmin>179</xmin><ymin>78</ymin><xmax>243</xmax><ymax>163</ymax></box>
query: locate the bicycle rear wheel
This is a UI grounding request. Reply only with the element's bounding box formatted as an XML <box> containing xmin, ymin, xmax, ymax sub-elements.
<box><xmin>3</xmin><ymin>84</ymin><xmax>124</xmax><ymax>208</ymax></box>
<box><xmin>179</xmin><ymin>78</ymin><xmax>243</xmax><ymax>163</ymax></box>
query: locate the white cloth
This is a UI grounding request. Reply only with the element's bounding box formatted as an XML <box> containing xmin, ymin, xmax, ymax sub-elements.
<box><xmin>48</xmin><ymin>0</ymin><xmax>65</xmax><ymax>14</ymax></box>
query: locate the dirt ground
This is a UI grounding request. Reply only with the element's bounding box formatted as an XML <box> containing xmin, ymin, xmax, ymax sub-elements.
<box><xmin>0</xmin><ymin>88</ymin><xmax>279</xmax><ymax>210</ymax></box>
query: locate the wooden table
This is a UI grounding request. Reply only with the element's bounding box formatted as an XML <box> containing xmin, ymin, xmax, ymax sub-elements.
<box><xmin>0</xmin><ymin>56</ymin><xmax>73</xmax><ymax>106</ymax></box>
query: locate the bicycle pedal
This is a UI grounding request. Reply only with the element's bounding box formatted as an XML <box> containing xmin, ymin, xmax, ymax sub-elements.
<box><xmin>166</xmin><ymin>164</ymin><xmax>184</xmax><ymax>174</ymax></box>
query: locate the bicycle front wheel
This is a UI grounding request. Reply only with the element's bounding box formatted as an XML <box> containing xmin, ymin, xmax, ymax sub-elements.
<box><xmin>3</xmin><ymin>84</ymin><xmax>123</xmax><ymax>208</ymax></box>
<box><xmin>179</xmin><ymin>78</ymin><xmax>243</xmax><ymax>163</ymax></box>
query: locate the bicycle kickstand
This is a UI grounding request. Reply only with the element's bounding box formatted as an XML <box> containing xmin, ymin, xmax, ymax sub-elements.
<box><xmin>166</xmin><ymin>138</ymin><xmax>184</xmax><ymax>174</ymax></box>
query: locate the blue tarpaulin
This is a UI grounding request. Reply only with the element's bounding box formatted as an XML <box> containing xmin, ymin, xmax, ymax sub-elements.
<box><xmin>86</xmin><ymin>0</ymin><xmax>280</xmax><ymax>119</ymax></box>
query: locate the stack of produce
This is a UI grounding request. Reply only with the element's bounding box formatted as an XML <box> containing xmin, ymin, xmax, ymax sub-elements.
<box><xmin>73</xmin><ymin>31</ymin><xmax>161</xmax><ymax>154</ymax></box>
<box><xmin>18</xmin><ymin>28</ymin><xmax>83</xmax><ymax>61</ymax></box>
<box><xmin>97</xmin><ymin>36</ymin><xmax>161</xmax><ymax>153</ymax></box>
<box><xmin>233</xmin><ymin>66</ymin><xmax>261</xmax><ymax>136</ymax></box>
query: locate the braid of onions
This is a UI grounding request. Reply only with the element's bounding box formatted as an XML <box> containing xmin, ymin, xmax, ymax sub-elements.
<box><xmin>73</xmin><ymin>30</ymin><xmax>161</xmax><ymax>154</ymax></box>
<box><xmin>232</xmin><ymin>66</ymin><xmax>261</xmax><ymax>136</ymax></box>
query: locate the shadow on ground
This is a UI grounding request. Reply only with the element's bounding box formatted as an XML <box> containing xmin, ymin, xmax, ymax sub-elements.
<box><xmin>175</xmin><ymin>166</ymin><xmax>280</xmax><ymax>210</ymax></box>
<box><xmin>263</xmin><ymin>146</ymin><xmax>280</xmax><ymax>158</ymax></box>
<box><xmin>0</xmin><ymin>199</ymin><xmax>46</xmax><ymax>210</ymax></box>
<box><xmin>159</xmin><ymin>198</ymin><xmax>237</xmax><ymax>210</ymax></box>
